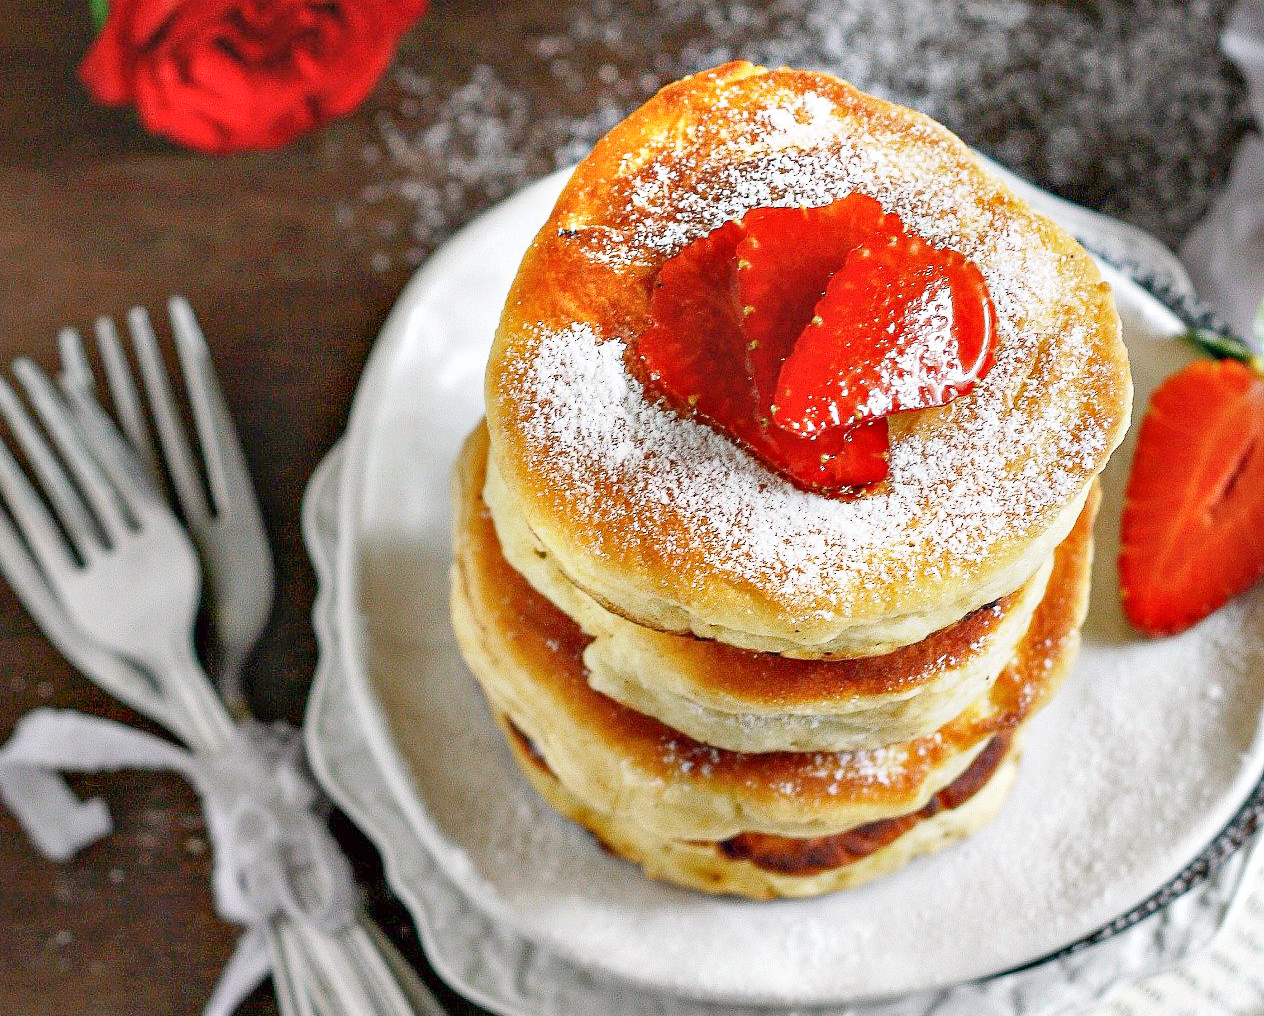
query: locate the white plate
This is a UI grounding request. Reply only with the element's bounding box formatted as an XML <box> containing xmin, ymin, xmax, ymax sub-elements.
<box><xmin>303</xmin><ymin>442</ymin><xmax>1262</xmax><ymax>1016</ymax></box>
<box><xmin>330</xmin><ymin>166</ymin><xmax>1264</xmax><ymax>1006</ymax></box>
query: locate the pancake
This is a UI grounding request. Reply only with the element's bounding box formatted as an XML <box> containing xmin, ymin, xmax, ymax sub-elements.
<box><xmin>481</xmin><ymin>423</ymin><xmax>1053</xmax><ymax>752</ymax></box>
<box><xmin>502</xmin><ymin>717</ymin><xmax>1021</xmax><ymax>899</ymax></box>
<box><xmin>451</xmin><ymin>426</ymin><xmax>1098</xmax><ymax>841</ymax></box>
<box><xmin>485</xmin><ymin>61</ymin><xmax>1129</xmax><ymax>657</ymax></box>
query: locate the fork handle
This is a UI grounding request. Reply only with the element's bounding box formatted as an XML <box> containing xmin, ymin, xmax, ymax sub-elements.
<box><xmin>130</xmin><ymin>639</ymin><xmax>438</xmax><ymax>1015</ymax></box>
<box><xmin>137</xmin><ymin>634</ymin><xmax>236</xmax><ymax>752</ymax></box>
<box><xmin>278</xmin><ymin>918</ymin><xmax>444</xmax><ymax>1016</ymax></box>
<box><xmin>267</xmin><ymin>923</ymin><xmax>319</xmax><ymax>1016</ymax></box>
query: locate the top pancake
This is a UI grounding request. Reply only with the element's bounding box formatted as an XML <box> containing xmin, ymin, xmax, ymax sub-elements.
<box><xmin>486</xmin><ymin>61</ymin><xmax>1130</xmax><ymax>655</ymax></box>
<box><xmin>481</xmin><ymin>422</ymin><xmax>1053</xmax><ymax>751</ymax></box>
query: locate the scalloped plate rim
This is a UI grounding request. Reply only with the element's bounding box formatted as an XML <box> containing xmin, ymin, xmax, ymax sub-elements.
<box><xmin>324</xmin><ymin>164</ymin><xmax>1264</xmax><ymax>1006</ymax></box>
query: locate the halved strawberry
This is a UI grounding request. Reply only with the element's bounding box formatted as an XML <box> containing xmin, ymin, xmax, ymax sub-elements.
<box><xmin>634</xmin><ymin>217</ymin><xmax>888</xmax><ymax>492</ymax></box>
<box><xmin>736</xmin><ymin>195</ymin><xmax>890</xmax><ymax>403</ymax></box>
<box><xmin>637</xmin><ymin>220</ymin><xmax>748</xmax><ymax>423</ymax></box>
<box><xmin>772</xmin><ymin>231</ymin><xmax>996</xmax><ymax>436</ymax></box>
<box><xmin>1119</xmin><ymin>358</ymin><xmax>1264</xmax><ymax>636</ymax></box>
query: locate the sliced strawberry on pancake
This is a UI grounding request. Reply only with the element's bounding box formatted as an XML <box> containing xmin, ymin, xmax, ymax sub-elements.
<box><xmin>637</xmin><ymin>220</ymin><xmax>749</xmax><ymax>423</ymax></box>
<box><xmin>1119</xmin><ymin>358</ymin><xmax>1264</xmax><ymax>636</ymax></box>
<box><xmin>634</xmin><ymin>197</ymin><xmax>995</xmax><ymax>495</ymax></box>
<box><xmin>772</xmin><ymin>231</ymin><xmax>997</xmax><ymax>436</ymax></box>
<box><xmin>634</xmin><ymin>218</ymin><xmax>889</xmax><ymax>491</ymax></box>
<box><xmin>736</xmin><ymin>194</ymin><xmax>890</xmax><ymax>403</ymax></box>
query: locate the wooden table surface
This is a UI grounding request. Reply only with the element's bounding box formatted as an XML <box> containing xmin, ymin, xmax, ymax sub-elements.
<box><xmin>0</xmin><ymin>2</ymin><xmax>1246</xmax><ymax>1014</ymax></box>
<box><xmin>0</xmin><ymin>2</ymin><xmax>487</xmax><ymax>1012</ymax></box>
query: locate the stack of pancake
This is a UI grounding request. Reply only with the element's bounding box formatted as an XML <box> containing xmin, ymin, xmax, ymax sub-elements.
<box><xmin>450</xmin><ymin>63</ymin><xmax>1131</xmax><ymax>899</ymax></box>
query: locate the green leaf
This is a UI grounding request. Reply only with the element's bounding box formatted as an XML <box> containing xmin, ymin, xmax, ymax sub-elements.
<box><xmin>89</xmin><ymin>0</ymin><xmax>108</xmax><ymax>30</ymax></box>
<box><xmin>1182</xmin><ymin>325</ymin><xmax>1264</xmax><ymax>375</ymax></box>
<box><xmin>1254</xmin><ymin>295</ymin><xmax>1264</xmax><ymax>351</ymax></box>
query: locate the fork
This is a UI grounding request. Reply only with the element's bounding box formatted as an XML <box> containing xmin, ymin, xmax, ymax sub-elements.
<box><xmin>0</xmin><ymin>360</ymin><xmax>434</xmax><ymax>1016</ymax></box>
<box><xmin>56</xmin><ymin>297</ymin><xmax>273</xmax><ymax>713</ymax></box>
<box><xmin>0</xmin><ymin>362</ymin><xmax>312</xmax><ymax>1015</ymax></box>
<box><xmin>0</xmin><ymin>361</ymin><xmax>234</xmax><ymax>748</ymax></box>
<box><xmin>0</xmin><ymin>472</ymin><xmax>192</xmax><ymax>744</ymax></box>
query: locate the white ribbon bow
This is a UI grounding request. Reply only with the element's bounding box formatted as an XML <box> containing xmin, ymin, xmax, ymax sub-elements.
<box><xmin>0</xmin><ymin>708</ymin><xmax>359</xmax><ymax>1016</ymax></box>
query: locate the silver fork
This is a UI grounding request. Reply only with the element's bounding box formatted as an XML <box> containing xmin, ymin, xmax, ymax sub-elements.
<box><xmin>53</xmin><ymin>310</ymin><xmax>436</xmax><ymax>1015</ymax></box>
<box><xmin>0</xmin><ymin>363</ymin><xmax>311</xmax><ymax>1014</ymax></box>
<box><xmin>0</xmin><ymin>361</ymin><xmax>433</xmax><ymax>1016</ymax></box>
<box><xmin>56</xmin><ymin>297</ymin><xmax>273</xmax><ymax>713</ymax></box>
<box><xmin>0</xmin><ymin>477</ymin><xmax>192</xmax><ymax>745</ymax></box>
<box><xmin>0</xmin><ymin>359</ymin><xmax>233</xmax><ymax>749</ymax></box>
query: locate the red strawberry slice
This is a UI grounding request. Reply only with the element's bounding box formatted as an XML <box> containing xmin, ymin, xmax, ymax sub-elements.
<box><xmin>637</xmin><ymin>220</ymin><xmax>748</xmax><ymax>422</ymax></box>
<box><xmin>634</xmin><ymin>219</ymin><xmax>888</xmax><ymax>492</ymax></box>
<box><xmin>1120</xmin><ymin>359</ymin><xmax>1264</xmax><ymax>636</ymax></box>
<box><xmin>736</xmin><ymin>195</ymin><xmax>891</xmax><ymax>402</ymax></box>
<box><xmin>759</xmin><ymin>417</ymin><xmax>890</xmax><ymax>491</ymax></box>
<box><xmin>772</xmin><ymin>231</ymin><xmax>996</xmax><ymax>436</ymax></box>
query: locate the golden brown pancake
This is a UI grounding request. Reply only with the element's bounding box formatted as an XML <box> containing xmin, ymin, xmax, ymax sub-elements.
<box><xmin>485</xmin><ymin>61</ymin><xmax>1129</xmax><ymax>657</ymax></box>
<box><xmin>481</xmin><ymin>421</ymin><xmax>1052</xmax><ymax>751</ymax></box>
<box><xmin>451</xmin><ymin>426</ymin><xmax>1098</xmax><ymax>840</ymax></box>
<box><xmin>716</xmin><ymin>733</ymin><xmax>1012</xmax><ymax>875</ymax></box>
<box><xmin>482</xmin><ymin>418</ymin><xmax>1054</xmax><ymax>750</ymax></box>
<box><xmin>501</xmin><ymin>713</ymin><xmax>1022</xmax><ymax>899</ymax></box>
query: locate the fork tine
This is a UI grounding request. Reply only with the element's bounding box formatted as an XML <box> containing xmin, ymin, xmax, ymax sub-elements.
<box><xmin>127</xmin><ymin>306</ymin><xmax>209</xmax><ymax>523</ymax></box>
<box><xmin>56</xmin><ymin>327</ymin><xmax>94</xmax><ymax>393</ymax></box>
<box><xmin>0</xmin><ymin>491</ymin><xmax>58</xmax><ymax>604</ymax></box>
<box><xmin>0</xmin><ymin>377</ymin><xmax>102</xmax><ymax>559</ymax></box>
<box><xmin>168</xmin><ymin>297</ymin><xmax>235</xmax><ymax>512</ymax></box>
<box><xmin>79</xmin><ymin>317</ymin><xmax>161</xmax><ymax>480</ymax></box>
<box><xmin>0</xmin><ymin>403</ymin><xmax>76</xmax><ymax>577</ymax></box>
<box><xmin>14</xmin><ymin>359</ymin><xmax>133</xmax><ymax>541</ymax></box>
<box><xmin>0</xmin><ymin>498</ymin><xmax>77</xmax><ymax>633</ymax></box>
<box><xmin>58</xmin><ymin>380</ymin><xmax>163</xmax><ymax>517</ymax></box>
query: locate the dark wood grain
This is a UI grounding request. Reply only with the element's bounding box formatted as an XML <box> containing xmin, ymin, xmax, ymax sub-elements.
<box><xmin>0</xmin><ymin>1</ymin><xmax>478</xmax><ymax>1012</ymax></box>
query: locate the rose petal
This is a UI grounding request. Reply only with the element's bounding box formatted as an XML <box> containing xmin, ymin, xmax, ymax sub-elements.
<box><xmin>81</xmin><ymin>0</ymin><xmax>427</xmax><ymax>154</ymax></box>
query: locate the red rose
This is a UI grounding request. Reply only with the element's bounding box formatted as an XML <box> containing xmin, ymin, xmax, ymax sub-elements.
<box><xmin>79</xmin><ymin>0</ymin><xmax>426</xmax><ymax>153</ymax></box>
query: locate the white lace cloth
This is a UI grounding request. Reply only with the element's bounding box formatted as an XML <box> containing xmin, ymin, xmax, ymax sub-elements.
<box><xmin>1181</xmin><ymin>0</ymin><xmax>1264</xmax><ymax>341</ymax></box>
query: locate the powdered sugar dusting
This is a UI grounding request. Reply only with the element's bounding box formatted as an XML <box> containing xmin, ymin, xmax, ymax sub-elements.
<box><xmin>658</xmin><ymin>732</ymin><xmax>937</xmax><ymax>793</ymax></box>
<box><xmin>342</xmin><ymin>0</ymin><xmax>1245</xmax><ymax>275</ymax></box>
<box><xmin>506</xmin><ymin>96</ymin><xmax>1114</xmax><ymax>604</ymax></box>
<box><xmin>513</xmin><ymin>317</ymin><xmax>1101</xmax><ymax>604</ymax></box>
<box><xmin>860</xmin><ymin>283</ymin><xmax>963</xmax><ymax>419</ymax></box>
<box><xmin>757</xmin><ymin>90</ymin><xmax>838</xmax><ymax>151</ymax></box>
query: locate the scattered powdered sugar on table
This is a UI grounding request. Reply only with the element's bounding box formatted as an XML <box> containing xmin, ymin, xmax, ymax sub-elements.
<box><xmin>341</xmin><ymin>0</ymin><xmax>1246</xmax><ymax>273</ymax></box>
